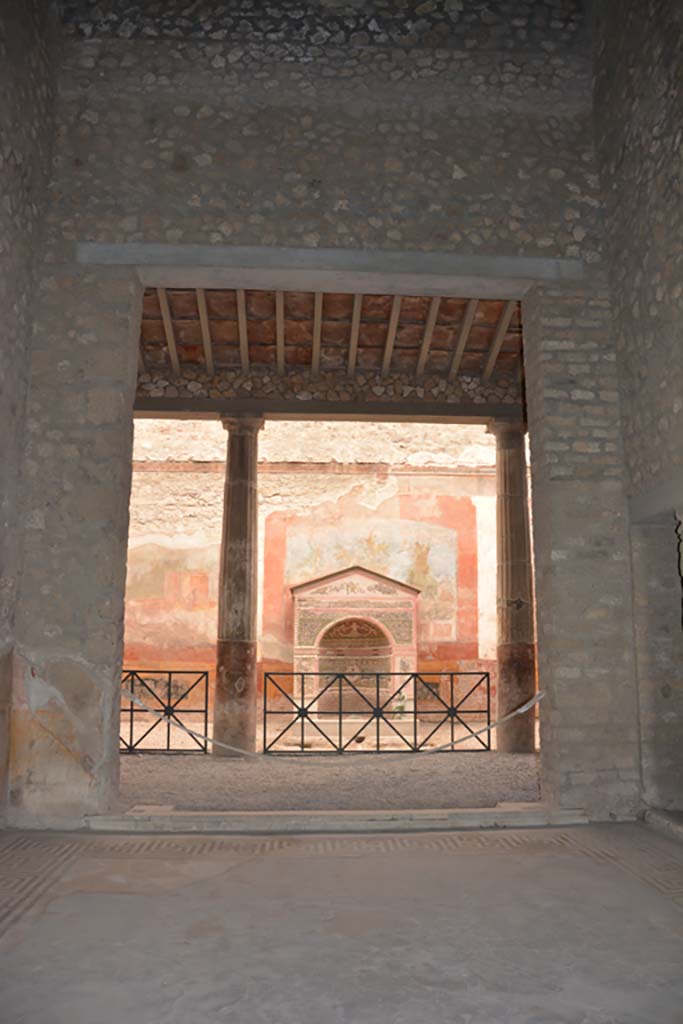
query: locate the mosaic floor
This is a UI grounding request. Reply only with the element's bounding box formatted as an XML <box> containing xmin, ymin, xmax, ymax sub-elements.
<box><xmin>1</xmin><ymin>823</ymin><xmax>682</xmax><ymax>1022</ymax></box>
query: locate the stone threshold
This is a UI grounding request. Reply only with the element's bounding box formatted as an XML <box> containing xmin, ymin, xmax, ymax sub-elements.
<box><xmin>84</xmin><ymin>802</ymin><xmax>588</xmax><ymax>835</ymax></box>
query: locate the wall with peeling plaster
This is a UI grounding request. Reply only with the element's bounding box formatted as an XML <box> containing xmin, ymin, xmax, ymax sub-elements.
<box><xmin>594</xmin><ymin>0</ymin><xmax>683</xmax><ymax>809</ymax></box>
<box><xmin>9</xmin><ymin>270</ymin><xmax>142</xmax><ymax>825</ymax></box>
<box><xmin>0</xmin><ymin>2</ymin><xmax>60</xmax><ymax>819</ymax></box>
<box><xmin>594</xmin><ymin>0</ymin><xmax>683</xmax><ymax>500</ymax></box>
<box><xmin>123</xmin><ymin>421</ymin><xmax>498</xmax><ymax>695</ymax></box>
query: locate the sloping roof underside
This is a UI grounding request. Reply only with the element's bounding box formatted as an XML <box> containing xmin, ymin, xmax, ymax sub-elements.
<box><xmin>139</xmin><ymin>287</ymin><xmax>523</xmax><ymax>384</ymax></box>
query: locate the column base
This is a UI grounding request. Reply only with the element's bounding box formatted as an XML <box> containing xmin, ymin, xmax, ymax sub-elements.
<box><xmin>496</xmin><ymin>642</ymin><xmax>536</xmax><ymax>753</ymax></box>
<box><xmin>213</xmin><ymin>640</ymin><xmax>258</xmax><ymax>756</ymax></box>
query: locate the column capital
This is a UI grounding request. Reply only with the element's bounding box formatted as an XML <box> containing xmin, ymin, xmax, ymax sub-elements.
<box><xmin>221</xmin><ymin>415</ymin><xmax>265</xmax><ymax>435</ymax></box>
<box><xmin>486</xmin><ymin>419</ymin><xmax>527</xmax><ymax>443</ymax></box>
<box><xmin>486</xmin><ymin>419</ymin><xmax>526</xmax><ymax>435</ymax></box>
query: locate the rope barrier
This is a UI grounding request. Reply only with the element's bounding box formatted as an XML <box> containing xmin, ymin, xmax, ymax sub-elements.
<box><xmin>121</xmin><ymin>687</ymin><xmax>543</xmax><ymax>762</ymax></box>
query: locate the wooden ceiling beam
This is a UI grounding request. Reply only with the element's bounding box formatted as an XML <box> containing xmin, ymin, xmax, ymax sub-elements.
<box><xmin>236</xmin><ymin>289</ymin><xmax>249</xmax><ymax>372</ymax></box>
<box><xmin>157</xmin><ymin>287</ymin><xmax>180</xmax><ymax>377</ymax></box>
<box><xmin>482</xmin><ymin>300</ymin><xmax>516</xmax><ymax>381</ymax></box>
<box><xmin>275</xmin><ymin>290</ymin><xmax>285</xmax><ymax>375</ymax></box>
<box><xmin>448</xmin><ymin>298</ymin><xmax>478</xmax><ymax>381</ymax></box>
<box><xmin>347</xmin><ymin>293</ymin><xmax>362</xmax><ymax>376</ymax></box>
<box><xmin>196</xmin><ymin>288</ymin><xmax>215</xmax><ymax>375</ymax></box>
<box><xmin>416</xmin><ymin>296</ymin><xmax>441</xmax><ymax>379</ymax></box>
<box><xmin>381</xmin><ymin>295</ymin><xmax>402</xmax><ymax>378</ymax></box>
<box><xmin>311</xmin><ymin>292</ymin><xmax>323</xmax><ymax>377</ymax></box>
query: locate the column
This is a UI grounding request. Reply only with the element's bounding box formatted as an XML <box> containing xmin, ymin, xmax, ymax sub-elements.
<box><xmin>489</xmin><ymin>422</ymin><xmax>536</xmax><ymax>752</ymax></box>
<box><xmin>214</xmin><ymin>415</ymin><xmax>264</xmax><ymax>755</ymax></box>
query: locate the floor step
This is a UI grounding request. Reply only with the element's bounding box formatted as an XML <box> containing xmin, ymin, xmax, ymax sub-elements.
<box><xmin>85</xmin><ymin>802</ymin><xmax>588</xmax><ymax>834</ymax></box>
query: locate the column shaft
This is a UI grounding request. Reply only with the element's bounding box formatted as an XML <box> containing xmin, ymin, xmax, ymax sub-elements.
<box><xmin>214</xmin><ymin>417</ymin><xmax>263</xmax><ymax>754</ymax></box>
<box><xmin>491</xmin><ymin>423</ymin><xmax>536</xmax><ymax>752</ymax></box>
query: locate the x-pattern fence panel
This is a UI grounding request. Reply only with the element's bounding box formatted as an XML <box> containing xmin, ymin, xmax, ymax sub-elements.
<box><xmin>120</xmin><ymin>670</ymin><xmax>209</xmax><ymax>753</ymax></box>
<box><xmin>264</xmin><ymin>672</ymin><xmax>491</xmax><ymax>754</ymax></box>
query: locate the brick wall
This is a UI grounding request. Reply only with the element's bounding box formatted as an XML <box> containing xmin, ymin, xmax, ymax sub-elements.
<box><xmin>523</xmin><ymin>282</ymin><xmax>640</xmax><ymax>817</ymax></box>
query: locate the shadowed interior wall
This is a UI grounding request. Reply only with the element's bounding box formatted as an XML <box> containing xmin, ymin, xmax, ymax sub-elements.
<box><xmin>0</xmin><ymin>2</ymin><xmax>59</xmax><ymax>819</ymax></box>
<box><xmin>10</xmin><ymin>0</ymin><xmax>651</xmax><ymax>820</ymax></box>
<box><xmin>594</xmin><ymin>0</ymin><xmax>683</xmax><ymax>808</ymax></box>
<box><xmin>10</xmin><ymin>271</ymin><xmax>141</xmax><ymax>825</ymax></box>
<box><xmin>594</xmin><ymin>0</ymin><xmax>683</xmax><ymax>506</ymax></box>
<box><xmin>523</xmin><ymin>282</ymin><xmax>640</xmax><ymax>818</ymax></box>
<box><xmin>630</xmin><ymin>518</ymin><xmax>683</xmax><ymax>808</ymax></box>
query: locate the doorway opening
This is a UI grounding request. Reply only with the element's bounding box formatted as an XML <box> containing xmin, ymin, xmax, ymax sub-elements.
<box><xmin>119</xmin><ymin>280</ymin><xmax>539</xmax><ymax>812</ymax></box>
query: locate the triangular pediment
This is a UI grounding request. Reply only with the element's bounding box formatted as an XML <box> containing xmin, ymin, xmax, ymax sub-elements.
<box><xmin>291</xmin><ymin>565</ymin><xmax>420</xmax><ymax>598</ymax></box>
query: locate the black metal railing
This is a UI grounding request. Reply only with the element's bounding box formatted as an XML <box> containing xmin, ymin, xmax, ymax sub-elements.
<box><xmin>263</xmin><ymin>672</ymin><xmax>491</xmax><ymax>754</ymax></box>
<box><xmin>120</xmin><ymin>669</ymin><xmax>210</xmax><ymax>753</ymax></box>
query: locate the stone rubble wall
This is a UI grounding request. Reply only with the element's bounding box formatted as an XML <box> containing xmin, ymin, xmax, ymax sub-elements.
<box><xmin>594</xmin><ymin>0</ymin><xmax>683</xmax><ymax>810</ymax></box>
<box><xmin>43</xmin><ymin>8</ymin><xmax>601</xmax><ymax>262</ymax></box>
<box><xmin>630</xmin><ymin>517</ymin><xmax>683</xmax><ymax>809</ymax></box>
<box><xmin>0</xmin><ymin>1</ymin><xmax>60</xmax><ymax>818</ymax></box>
<box><xmin>594</xmin><ymin>0</ymin><xmax>683</xmax><ymax>499</ymax></box>
<box><xmin>132</xmin><ymin>419</ymin><xmax>496</xmax><ymax>467</ymax></box>
<box><xmin>10</xmin><ymin>1</ymin><xmax>650</xmax><ymax>822</ymax></box>
<box><xmin>137</xmin><ymin>367</ymin><xmax>522</xmax><ymax>408</ymax></box>
<box><xmin>60</xmin><ymin>1</ymin><xmax>588</xmax><ymax>55</ymax></box>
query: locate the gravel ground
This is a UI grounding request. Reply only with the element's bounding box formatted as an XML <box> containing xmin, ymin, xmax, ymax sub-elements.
<box><xmin>119</xmin><ymin>752</ymin><xmax>540</xmax><ymax>811</ymax></box>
